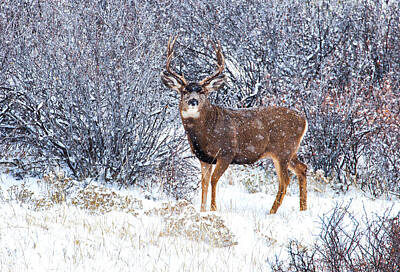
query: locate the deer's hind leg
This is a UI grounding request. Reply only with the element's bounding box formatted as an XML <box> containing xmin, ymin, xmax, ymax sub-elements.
<box><xmin>289</xmin><ymin>155</ymin><xmax>308</xmax><ymax>211</ymax></box>
<box><xmin>270</xmin><ymin>159</ymin><xmax>290</xmax><ymax>214</ymax></box>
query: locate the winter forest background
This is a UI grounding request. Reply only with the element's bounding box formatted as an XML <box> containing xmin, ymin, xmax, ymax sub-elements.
<box><xmin>0</xmin><ymin>0</ymin><xmax>399</xmax><ymax>271</ymax></box>
<box><xmin>1</xmin><ymin>0</ymin><xmax>398</xmax><ymax>197</ymax></box>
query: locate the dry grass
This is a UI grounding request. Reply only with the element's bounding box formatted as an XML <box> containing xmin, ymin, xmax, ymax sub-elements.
<box><xmin>3</xmin><ymin>171</ymin><xmax>237</xmax><ymax>249</ymax></box>
<box><xmin>1</xmin><ymin>167</ymin><xmax>397</xmax><ymax>272</ymax></box>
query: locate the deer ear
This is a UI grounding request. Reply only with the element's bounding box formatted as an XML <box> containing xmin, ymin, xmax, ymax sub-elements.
<box><xmin>161</xmin><ymin>70</ymin><xmax>184</xmax><ymax>92</ymax></box>
<box><xmin>203</xmin><ymin>74</ymin><xmax>226</xmax><ymax>92</ymax></box>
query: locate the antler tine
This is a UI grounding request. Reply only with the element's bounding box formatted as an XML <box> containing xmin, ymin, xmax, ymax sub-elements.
<box><xmin>165</xmin><ymin>35</ymin><xmax>187</xmax><ymax>85</ymax></box>
<box><xmin>199</xmin><ymin>40</ymin><xmax>225</xmax><ymax>86</ymax></box>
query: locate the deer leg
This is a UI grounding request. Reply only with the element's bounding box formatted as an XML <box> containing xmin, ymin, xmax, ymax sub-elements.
<box><xmin>210</xmin><ymin>158</ymin><xmax>231</xmax><ymax>211</ymax></box>
<box><xmin>289</xmin><ymin>156</ymin><xmax>308</xmax><ymax>211</ymax></box>
<box><xmin>270</xmin><ymin>159</ymin><xmax>290</xmax><ymax>214</ymax></box>
<box><xmin>200</xmin><ymin>161</ymin><xmax>213</xmax><ymax>212</ymax></box>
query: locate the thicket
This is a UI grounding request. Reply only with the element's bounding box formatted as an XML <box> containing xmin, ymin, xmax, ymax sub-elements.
<box><xmin>0</xmin><ymin>0</ymin><xmax>399</xmax><ymax>198</ymax></box>
<box><xmin>271</xmin><ymin>204</ymin><xmax>400</xmax><ymax>272</ymax></box>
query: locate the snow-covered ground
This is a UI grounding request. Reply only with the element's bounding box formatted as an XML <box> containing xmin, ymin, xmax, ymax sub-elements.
<box><xmin>0</xmin><ymin>167</ymin><xmax>398</xmax><ymax>272</ymax></box>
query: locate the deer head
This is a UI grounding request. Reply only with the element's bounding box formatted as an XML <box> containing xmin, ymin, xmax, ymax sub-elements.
<box><xmin>161</xmin><ymin>35</ymin><xmax>226</xmax><ymax>119</ymax></box>
<box><xmin>161</xmin><ymin>36</ymin><xmax>308</xmax><ymax>215</ymax></box>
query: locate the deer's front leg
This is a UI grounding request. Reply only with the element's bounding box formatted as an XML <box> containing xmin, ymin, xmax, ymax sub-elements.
<box><xmin>200</xmin><ymin>161</ymin><xmax>213</xmax><ymax>212</ymax></box>
<box><xmin>210</xmin><ymin>158</ymin><xmax>231</xmax><ymax>211</ymax></box>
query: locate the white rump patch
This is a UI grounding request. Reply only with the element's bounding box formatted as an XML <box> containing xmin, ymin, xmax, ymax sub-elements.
<box><xmin>300</xmin><ymin>120</ymin><xmax>308</xmax><ymax>142</ymax></box>
<box><xmin>181</xmin><ymin>107</ymin><xmax>200</xmax><ymax>119</ymax></box>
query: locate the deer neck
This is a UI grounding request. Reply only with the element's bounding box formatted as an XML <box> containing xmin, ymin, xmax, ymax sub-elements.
<box><xmin>180</xmin><ymin>101</ymin><xmax>217</xmax><ymax>131</ymax></box>
<box><xmin>180</xmin><ymin>102</ymin><xmax>221</xmax><ymax>164</ymax></box>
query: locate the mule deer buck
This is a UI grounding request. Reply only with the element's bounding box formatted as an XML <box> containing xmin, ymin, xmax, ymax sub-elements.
<box><xmin>161</xmin><ymin>36</ymin><xmax>308</xmax><ymax>214</ymax></box>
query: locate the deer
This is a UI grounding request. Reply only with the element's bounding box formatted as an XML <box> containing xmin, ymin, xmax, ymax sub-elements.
<box><xmin>161</xmin><ymin>36</ymin><xmax>308</xmax><ymax>214</ymax></box>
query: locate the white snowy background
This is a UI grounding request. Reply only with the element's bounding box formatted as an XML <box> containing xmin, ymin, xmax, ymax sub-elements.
<box><xmin>0</xmin><ymin>165</ymin><xmax>398</xmax><ymax>271</ymax></box>
<box><xmin>1</xmin><ymin>0</ymin><xmax>399</xmax><ymax>271</ymax></box>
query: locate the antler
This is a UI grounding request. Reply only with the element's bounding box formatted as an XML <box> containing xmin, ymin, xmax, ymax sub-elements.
<box><xmin>165</xmin><ymin>35</ymin><xmax>187</xmax><ymax>86</ymax></box>
<box><xmin>199</xmin><ymin>40</ymin><xmax>225</xmax><ymax>87</ymax></box>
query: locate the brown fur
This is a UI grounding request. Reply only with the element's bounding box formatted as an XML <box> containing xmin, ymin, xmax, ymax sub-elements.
<box><xmin>181</xmin><ymin>101</ymin><xmax>308</xmax><ymax>213</ymax></box>
<box><xmin>161</xmin><ymin>36</ymin><xmax>308</xmax><ymax>214</ymax></box>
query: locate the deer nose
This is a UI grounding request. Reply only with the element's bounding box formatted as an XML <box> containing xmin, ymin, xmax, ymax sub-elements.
<box><xmin>188</xmin><ymin>99</ymin><xmax>199</xmax><ymax>106</ymax></box>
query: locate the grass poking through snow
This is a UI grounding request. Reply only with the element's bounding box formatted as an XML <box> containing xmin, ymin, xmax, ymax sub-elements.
<box><xmin>0</xmin><ymin>167</ymin><xmax>398</xmax><ymax>271</ymax></box>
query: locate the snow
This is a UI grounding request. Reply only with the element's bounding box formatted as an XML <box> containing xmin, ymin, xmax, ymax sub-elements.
<box><xmin>0</xmin><ymin>168</ymin><xmax>399</xmax><ymax>271</ymax></box>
